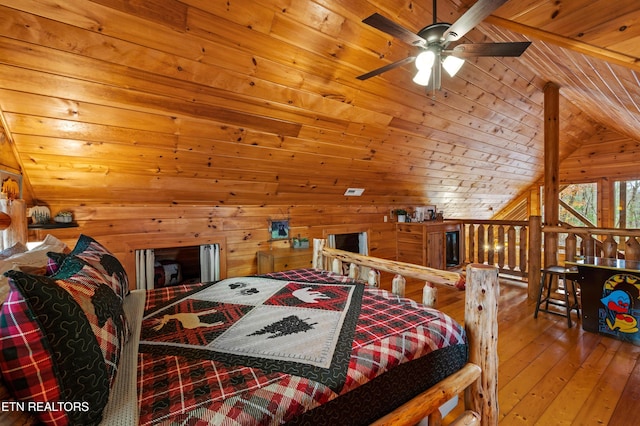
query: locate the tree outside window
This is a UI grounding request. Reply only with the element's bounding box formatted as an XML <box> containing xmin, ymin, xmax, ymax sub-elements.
<box><xmin>559</xmin><ymin>183</ymin><xmax>598</xmax><ymax>227</ymax></box>
<box><xmin>615</xmin><ymin>180</ymin><xmax>640</xmax><ymax>228</ymax></box>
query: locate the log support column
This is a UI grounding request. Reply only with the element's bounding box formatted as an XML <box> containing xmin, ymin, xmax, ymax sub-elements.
<box><xmin>543</xmin><ymin>82</ymin><xmax>560</xmax><ymax>268</ymax></box>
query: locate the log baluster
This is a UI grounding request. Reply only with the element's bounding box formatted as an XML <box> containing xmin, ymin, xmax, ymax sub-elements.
<box><xmin>467</xmin><ymin>224</ymin><xmax>476</xmax><ymax>264</ymax></box>
<box><xmin>348</xmin><ymin>263</ymin><xmax>359</xmax><ymax>280</ymax></box>
<box><xmin>477</xmin><ymin>224</ymin><xmax>486</xmax><ymax>264</ymax></box>
<box><xmin>497</xmin><ymin>225</ymin><xmax>505</xmax><ymax>269</ymax></box>
<box><xmin>519</xmin><ymin>225</ymin><xmax>528</xmax><ymax>274</ymax></box>
<box><xmin>582</xmin><ymin>235</ymin><xmax>595</xmax><ymax>258</ymax></box>
<box><xmin>331</xmin><ymin>258</ymin><xmax>341</xmax><ymax>275</ymax></box>
<box><xmin>626</xmin><ymin>237</ymin><xmax>640</xmax><ymax>260</ymax></box>
<box><xmin>507</xmin><ymin>225</ymin><xmax>516</xmax><ymax>271</ymax></box>
<box><xmin>565</xmin><ymin>233</ymin><xmax>577</xmax><ymax>262</ymax></box>
<box><xmin>392</xmin><ymin>274</ymin><xmax>406</xmax><ymax>297</ymax></box>
<box><xmin>602</xmin><ymin>235</ymin><xmax>618</xmax><ymax>259</ymax></box>
<box><xmin>487</xmin><ymin>225</ymin><xmax>495</xmax><ymax>266</ymax></box>
<box><xmin>422</xmin><ymin>282</ymin><xmax>437</xmax><ymax>307</ymax></box>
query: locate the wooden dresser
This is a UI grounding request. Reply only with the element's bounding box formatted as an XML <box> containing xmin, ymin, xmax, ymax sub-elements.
<box><xmin>256</xmin><ymin>247</ymin><xmax>313</xmax><ymax>274</ymax></box>
<box><xmin>396</xmin><ymin>221</ymin><xmax>462</xmax><ymax>270</ymax></box>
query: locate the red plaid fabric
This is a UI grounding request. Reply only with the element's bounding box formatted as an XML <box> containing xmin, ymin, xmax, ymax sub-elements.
<box><xmin>0</xmin><ymin>257</ymin><xmax>129</xmax><ymax>425</ymax></box>
<box><xmin>137</xmin><ymin>270</ymin><xmax>467</xmax><ymax>425</ymax></box>
<box><xmin>0</xmin><ymin>286</ymin><xmax>67</xmax><ymax>425</ymax></box>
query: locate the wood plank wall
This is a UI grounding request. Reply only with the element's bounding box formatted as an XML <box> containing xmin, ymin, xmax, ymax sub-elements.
<box><xmin>498</xmin><ymin>128</ymin><xmax>640</xmax><ymax>226</ymax></box>
<box><xmin>29</xmin><ymin>202</ymin><xmax>398</xmax><ymax>289</ymax></box>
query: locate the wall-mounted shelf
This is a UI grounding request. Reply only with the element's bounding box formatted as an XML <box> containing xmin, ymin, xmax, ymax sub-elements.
<box><xmin>28</xmin><ymin>222</ymin><xmax>79</xmax><ymax>229</ymax></box>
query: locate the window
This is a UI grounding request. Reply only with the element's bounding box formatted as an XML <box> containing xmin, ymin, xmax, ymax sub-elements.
<box><xmin>559</xmin><ymin>183</ymin><xmax>598</xmax><ymax>226</ymax></box>
<box><xmin>328</xmin><ymin>232</ymin><xmax>368</xmax><ymax>255</ymax></box>
<box><xmin>614</xmin><ymin>180</ymin><xmax>640</xmax><ymax>228</ymax></box>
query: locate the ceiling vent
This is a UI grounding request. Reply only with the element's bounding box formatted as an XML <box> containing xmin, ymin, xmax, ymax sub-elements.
<box><xmin>344</xmin><ymin>188</ymin><xmax>365</xmax><ymax>196</ymax></box>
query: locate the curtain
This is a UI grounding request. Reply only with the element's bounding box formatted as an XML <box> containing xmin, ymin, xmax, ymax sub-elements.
<box><xmin>327</xmin><ymin>234</ymin><xmax>336</xmax><ymax>249</ymax></box>
<box><xmin>200</xmin><ymin>244</ymin><xmax>220</xmax><ymax>282</ymax></box>
<box><xmin>135</xmin><ymin>249</ymin><xmax>155</xmax><ymax>290</ymax></box>
<box><xmin>358</xmin><ymin>232</ymin><xmax>369</xmax><ymax>256</ymax></box>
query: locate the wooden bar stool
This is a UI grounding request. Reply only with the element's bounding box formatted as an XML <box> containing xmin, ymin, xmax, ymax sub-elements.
<box><xmin>534</xmin><ymin>265</ymin><xmax>581</xmax><ymax>327</ymax></box>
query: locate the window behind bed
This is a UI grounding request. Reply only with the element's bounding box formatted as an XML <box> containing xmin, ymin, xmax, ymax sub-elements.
<box><xmin>135</xmin><ymin>244</ymin><xmax>221</xmax><ymax>290</ymax></box>
<box><xmin>328</xmin><ymin>232</ymin><xmax>368</xmax><ymax>255</ymax></box>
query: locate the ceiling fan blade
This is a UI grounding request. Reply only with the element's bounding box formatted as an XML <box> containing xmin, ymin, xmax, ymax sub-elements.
<box><xmin>362</xmin><ymin>13</ymin><xmax>426</xmax><ymax>46</ymax></box>
<box><xmin>443</xmin><ymin>0</ymin><xmax>509</xmax><ymax>43</ymax></box>
<box><xmin>446</xmin><ymin>41</ymin><xmax>531</xmax><ymax>58</ymax></box>
<box><xmin>356</xmin><ymin>56</ymin><xmax>416</xmax><ymax>80</ymax></box>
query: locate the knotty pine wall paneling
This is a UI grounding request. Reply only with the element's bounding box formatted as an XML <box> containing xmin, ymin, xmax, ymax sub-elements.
<box><xmin>31</xmin><ymin>203</ymin><xmax>399</xmax><ymax>291</ymax></box>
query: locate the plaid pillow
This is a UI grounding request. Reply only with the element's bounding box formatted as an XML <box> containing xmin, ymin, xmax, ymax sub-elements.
<box><xmin>45</xmin><ymin>251</ymin><xmax>68</xmax><ymax>275</ymax></box>
<box><xmin>0</xmin><ymin>263</ymin><xmax>127</xmax><ymax>425</ymax></box>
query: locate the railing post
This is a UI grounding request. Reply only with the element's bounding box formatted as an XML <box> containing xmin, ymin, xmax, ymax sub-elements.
<box><xmin>528</xmin><ymin>216</ymin><xmax>542</xmax><ymax>300</ymax></box>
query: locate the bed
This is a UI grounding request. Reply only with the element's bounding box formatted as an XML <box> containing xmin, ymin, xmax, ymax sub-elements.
<box><xmin>0</xmin><ymin>235</ymin><xmax>499</xmax><ymax>425</ymax></box>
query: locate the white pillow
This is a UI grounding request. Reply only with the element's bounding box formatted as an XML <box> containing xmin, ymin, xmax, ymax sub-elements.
<box><xmin>0</xmin><ymin>235</ymin><xmax>68</xmax><ymax>302</ymax></box>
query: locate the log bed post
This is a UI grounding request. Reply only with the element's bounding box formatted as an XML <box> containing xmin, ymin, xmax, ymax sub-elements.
<box><xmin>464</xmin><ymin>263</ymin><xmax>499</xmax><ymax>426</ymax></box>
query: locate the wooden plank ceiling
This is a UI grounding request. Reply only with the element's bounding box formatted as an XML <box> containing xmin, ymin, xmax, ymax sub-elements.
<box><xmin>0</xmin><ymin>0</ymin><xmax>638</xmax><ymax>218</ymax></box>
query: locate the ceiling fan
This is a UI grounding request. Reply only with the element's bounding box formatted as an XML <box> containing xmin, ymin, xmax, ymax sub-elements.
<box><xmin>357</xmin><ymin>0</ymin><xmax>531</xmax><ymax>92</ymax></box>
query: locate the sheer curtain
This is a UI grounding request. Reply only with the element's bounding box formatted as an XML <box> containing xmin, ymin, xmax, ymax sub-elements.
<box><xmin>200</xmin><ymin>244</ymin><xmax>220</xmax><ymax>282</ymax></box>
<box><xmin>358</xmin><ymin>232</ymin><xmax>369</xmax><ymax>255</ymax></box>
<box><xmin>135</xmin><ymin>249</ymin><xmax>155</xmax><ymax>290</ymax></box>
<box><xmin>136</xmin><ymin>244</ymin><xmax>221</xmax><ymax>289</ymax></box>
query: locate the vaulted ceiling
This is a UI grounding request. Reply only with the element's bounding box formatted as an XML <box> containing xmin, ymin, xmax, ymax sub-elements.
<box><xmin>0</xmin><ymin>0</ymin><xmax>639</xmax><ymax>218</ymax></box>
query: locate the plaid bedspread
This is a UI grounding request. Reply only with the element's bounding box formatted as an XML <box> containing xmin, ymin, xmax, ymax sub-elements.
<box><xmin>137</xmin><ymin>269</ymin><xmax>467</xmax><ymax>425</ymax></box>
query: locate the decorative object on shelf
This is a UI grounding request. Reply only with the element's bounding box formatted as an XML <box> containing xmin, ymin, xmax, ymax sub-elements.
<box><xmin>27</xmin><ymin>205</ymin><xmax>51</xmax><ymax>225</ymax></box>
<box><xmin>0</xmin><ymin>169</ymin><xmax>22</xmax><ymax>201</ymax></box>
<box><xmin>415</xmin><ymin>205</ymin><xmax>437</xmax><ymax>222</ymax></box>
<box><xmin>292</xmin><ymin>236</ymin><xmax>309</xmax><ymax>249</ymax></box>
<box><xmin>268</xmin><ymin>219</ymin><xmax>289</xmax><ymax>240</ymax></box>
<box><xmin>395</xmin><ymin>209</ymin><xmax>407</xmax><ymax>223</ymax></box>
<box><xmin>54</xmin><ymin>211</ymin><xmax>73</xmax><ymax>223</ymax></box>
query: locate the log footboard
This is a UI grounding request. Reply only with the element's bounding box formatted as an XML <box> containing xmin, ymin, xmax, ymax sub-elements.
<box><xmin>312</xmin><ymin>239</ymin><xmax>499</xmax><ymax>425</ymax></box>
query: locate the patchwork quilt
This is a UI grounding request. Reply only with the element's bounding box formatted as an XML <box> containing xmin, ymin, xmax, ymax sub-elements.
<box><xmin>137</xmin><ymin>269</ymin><xmax>467</xmax><ymax>425</ymax></box>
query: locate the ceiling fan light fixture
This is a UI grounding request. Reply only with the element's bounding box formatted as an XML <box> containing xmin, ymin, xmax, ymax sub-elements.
<box><xmin>413</xmin><ymin>69</ymin><xmax>432</xmax><ymax>86</ymax></box>
<box><xmin>415</xmin><ymin>50</ymin><xmax>436</xmax><ymax>71</ymax></box>
<box><xmin>442</xmin><ymin>55</ymin><xmax>465</xmax><ymax>77</ymax></box>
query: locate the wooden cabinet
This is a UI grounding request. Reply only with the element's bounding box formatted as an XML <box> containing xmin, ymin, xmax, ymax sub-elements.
<box><xmin>256</xmin><ymin>247</ymin><xmax>313</xmax><ymax>274</ymax></box>
<box><xmin>396</xmin><ymin>221</ymin><xmax>462</xmax><ymax>270</ymax></box>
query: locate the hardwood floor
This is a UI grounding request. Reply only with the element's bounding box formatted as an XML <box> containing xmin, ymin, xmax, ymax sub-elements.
<box><xmin>403</xmin><ymin>276</ymin><xmax>640</xmax><ymax>425</ymax></box>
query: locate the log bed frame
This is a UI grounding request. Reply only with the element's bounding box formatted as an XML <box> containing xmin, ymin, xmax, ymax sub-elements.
<box><xmin>312</xmin><ymin>239</ymin><xmax>499</xmax><ymax>426</ymax></box>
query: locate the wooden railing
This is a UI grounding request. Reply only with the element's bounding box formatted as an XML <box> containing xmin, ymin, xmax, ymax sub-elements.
<box><xmin>458</xmin><ymin>217</ymin><xmax>542</xmax><ymax>300</ymax></box>
<box><xmin>459</xmin><ymin>218</ymin><xmax>536</xmax><ymax>279</ymax></box>
<box><xmin>542</xmin><ymin>224</ymin><xmax>640</xmax><ymax>261</ymax></box>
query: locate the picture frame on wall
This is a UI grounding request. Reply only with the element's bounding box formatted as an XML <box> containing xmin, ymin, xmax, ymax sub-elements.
<box><xmin>269</xmin><ymin>219</ymin><xmax>289</xmax><ymax>240</ymax></box>
<box><xmin>0</xmin><ymin>169</ymin><xmax>22</xmax><ymax>200</ymax></box>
